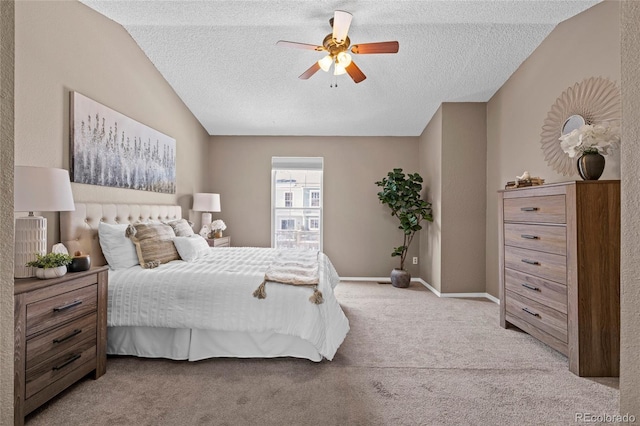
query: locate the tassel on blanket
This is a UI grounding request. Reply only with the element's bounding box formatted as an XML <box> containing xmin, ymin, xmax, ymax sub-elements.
<box><xmin>309</xmin><ymin>288</ymin><xmax>324</xmax><ymax>305</ymax></box>
<box><xmin>253</xmin><ymin>281</ymin><xmax>267</xmax><ymax>299</ymax></box>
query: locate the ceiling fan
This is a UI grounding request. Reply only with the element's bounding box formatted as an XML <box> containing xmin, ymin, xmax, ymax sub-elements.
<box><xmin>276</xmin><ymin>10</ymin><xmax>399</xmax><ymax>84</ymax></box>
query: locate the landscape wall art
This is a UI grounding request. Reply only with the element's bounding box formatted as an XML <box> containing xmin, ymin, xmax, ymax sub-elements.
<box><xmin>70</xmin><ymin>91</ymin><xmax>176</xmax><ymax>194</ymax></box>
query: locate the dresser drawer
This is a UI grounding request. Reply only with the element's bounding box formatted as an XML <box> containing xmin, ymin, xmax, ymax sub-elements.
<box><xmin>503</xmin><ymin>195</ymin><xmax>566</xmax><ymax>224</ymax></box>
<box><xmin>506</xmin><ymin>290</ymin><xmax>567</xmax><ymax>343</ymax></box>
<box><xmin>26</xmin><ymin>313</ymin><xmax>97</xmax><ymax>370</ymax></box>
<box><xmin>25</xmin><ymin>337</ymin><xmax>96</xmax><ymax>399</ymax></box>
<box><xmin>505</xmin><ymin>269</ymin><xmax>567</xmax><ymax>314</ymax></box>
<box><xmin>504</xmin><ymin>246</ymin><xmax>566</xmax><ymax>284</ymax></box>
<box><xmin>26</xmin><ymin>284</ymin><xmax>97</xmax><ymax>337</ymax></box>
<box><xmin>504</xmin><ymin>223</ymin><xmax>566</xmax><ymax>256</ymax></box>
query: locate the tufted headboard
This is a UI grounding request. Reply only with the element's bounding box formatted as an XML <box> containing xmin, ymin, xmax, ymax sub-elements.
<box><xmin>60</xmin><ymin>203</ymin><xmax>182</xmax><ymax>267</ymax></box>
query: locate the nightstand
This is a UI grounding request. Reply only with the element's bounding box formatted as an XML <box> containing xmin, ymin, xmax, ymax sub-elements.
<box><xmin>14</xmin><ymin>266</ymin><xmax>108</xmax><ymax>425</ymax></box>
<box><xmin>207</xmin><ymin>236</ymin><xmax>231</xmax><ymax>247</ymax></box>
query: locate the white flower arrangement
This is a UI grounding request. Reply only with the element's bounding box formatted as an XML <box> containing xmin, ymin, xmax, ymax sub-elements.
<box><xmin>559</xmin><ymin>123</ymin><xmax>620</xmax><ymax>158</ymax></box>
<box><xmin>210</xmin><ymin>219</ymin><xmax>227</xmax><ymax>232</ymax></box>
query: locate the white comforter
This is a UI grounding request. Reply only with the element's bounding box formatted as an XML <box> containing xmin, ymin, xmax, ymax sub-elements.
<box><xmin>107</xmin><ymin>247</ymin><xmax>350</xmax><ymax>360</ymax></box>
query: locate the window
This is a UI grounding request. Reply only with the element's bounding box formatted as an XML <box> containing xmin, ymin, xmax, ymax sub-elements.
<box><xmin>310</xmin><ymin>190</ymin><xmax>320</xmax><ymax>207</ymax></box>
<box><xmin>280</xmin><ymin>219</ymin><xmax>295</xmax><ymax>230</ymax></box>
<box><xmin>272</xmin><ymin>157</ymin><xmax>323</xmax><ymax>250</ymax></box>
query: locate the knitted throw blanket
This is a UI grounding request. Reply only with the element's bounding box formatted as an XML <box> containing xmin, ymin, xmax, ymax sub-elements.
<box><xmin>253</xmin><ymin>250</ymin><xmax>323</xmax><ymax>304</ymax></box>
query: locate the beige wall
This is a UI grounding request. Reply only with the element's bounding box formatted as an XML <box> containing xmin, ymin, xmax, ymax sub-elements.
<box><xmin>0</xmin><ymin>1</ymin><xmax>14</xmax><ymax>423</ymax></box>
<box><xmin>418</xmin><ymin>106</ymin><xmax>442</xmax><ymax>291</ymax></box>
<box><xmin>485</xmin><ymin>1</ymin><xmax>621</xmax><ymax>297</ymax></box>
<box><xmin>419</xmin><ymin>103</ymin><xmax>487</xmax><ymax>294</ymax></box>
<box><xmin>14</xmin><ymin>0</ymin><xmax>210</xmax><ymax>247</ymax></box>
<box><xmin>208</xmin><ymin>136</ymin><xmax>421</xmax><ymax>278</ymax></box>
<box><xmin>620</xmin><ymin>1</ymin><xmax>640</xmax><ymax>416</ymax></box>
<box><xmin>441</xmin><ymin>103</ymin><xmax>487</xmax><ymax>293</ymax></box>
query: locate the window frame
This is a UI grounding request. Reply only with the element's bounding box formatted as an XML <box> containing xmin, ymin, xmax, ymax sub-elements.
<box><xmin>271</xmin><ymin>157</ymin><xmax>323</xmax><ymax>251</ymax></box>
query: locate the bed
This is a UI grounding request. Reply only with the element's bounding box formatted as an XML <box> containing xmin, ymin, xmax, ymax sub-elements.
<box><xmin>60</xmin><ymin>203</ymin><xmax>349</xmax><ymax>362</ymax></box>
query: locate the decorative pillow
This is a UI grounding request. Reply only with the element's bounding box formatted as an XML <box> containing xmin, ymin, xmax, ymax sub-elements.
<box><xmin>173</xmin><ymin>235</ymin><xmax>210</xmax><ymax>262</ymax></box>
<box><xmin>98</xmin><ymin>222</ymin><xmax>140</xmax><ymax>270</ymax></box>
<box><xmin>126</xmin><ymin>223</ymin><xmax>180</xmax><ymax>269</ymax></box>
<box><xmin>165</xmin><ymin>219</ymin><xmax>195</xmax><ymax>237</ymax></box>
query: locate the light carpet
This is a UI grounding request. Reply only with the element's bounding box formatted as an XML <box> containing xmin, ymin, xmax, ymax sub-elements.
<box><xmin>26</xmin><ymin>281</ymin><xmax>619</xmax><ymax>425</ymax></box>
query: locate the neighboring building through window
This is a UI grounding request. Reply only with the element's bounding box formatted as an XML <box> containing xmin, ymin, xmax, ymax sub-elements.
<box><xmin>281</xmin><ymin>219</ymin><xmax>296</xmax><ymax>230</ymax></box>
<box><xmin>272</xmin><ymin>157</ymin><xmax>323</xmax><ymax>250</ymax></box>
<box><xmin>310</xmin><ymin>190</ymin><xmax>320</xmax><ymax>207</ymax></box>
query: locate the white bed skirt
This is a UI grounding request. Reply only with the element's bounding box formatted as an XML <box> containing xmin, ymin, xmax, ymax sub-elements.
<box><xmin>107</xmin><ymin>326</ymin><xmax>323</xmax><ymax>362</ymax></box>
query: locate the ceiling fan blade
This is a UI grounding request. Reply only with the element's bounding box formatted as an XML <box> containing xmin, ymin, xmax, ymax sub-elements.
<box><xmin>345</xmin><ymin>61</ymin><xmax>366</xmax><ymax>84</ymax></box>
<box><xmin>332</xmin><ymin>10</ymin><xmax>352</xmax><ymax>44</ymax></box>
<box><xmin>276</xmin><ymin>40</ymin><xmax>324</xmax><ymax>51</ymax></box>
<box><xmin>351</xmin><ymin>41</ymin><xmax>399</xmax><ymax>55</ymax></box>
<box><xmin>299</xmin><ymin>62</ymin><xmax>321</xmax><ymax>80</ymax></box>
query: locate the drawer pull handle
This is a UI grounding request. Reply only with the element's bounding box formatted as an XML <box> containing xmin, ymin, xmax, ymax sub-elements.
<box><xmin>520</xmin><ymin>207</ymin><xmax>539</xmax><ymax>212</ymax></box>
<box><xmin>52</xmin><ymin>354</ymin><xmax>81</xmax><ymax>371</ymax></box>
<box><xmin>521</xmin><ymin>283</ymin><xmax>540</xmax><ymax>292</ymax></box>
<box><xmin>53</xmin><ymin>300</ymin><xmax>82</xmax><ymax>312</ymax></box>
<box><xmin>53</xmin><ymin>329</ymin><xmax>82</xmax><ymax>344</ymax></box>
<box><xmin>522</xmin><ymin>307</ymin><xmax>540</xmax><ymax>317</ymax></box>
<box><xmin>520</xmin><ymin>234</ymin><xmax>539</xmax><ymax>240</ymax></box>
<box><xmin>521</xmin><ymin>259</ymin><xmax>540</xmax><ymax>265</ymax></box>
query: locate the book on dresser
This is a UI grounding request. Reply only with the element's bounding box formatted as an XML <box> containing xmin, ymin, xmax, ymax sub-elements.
<box><xmin>498</xmin><ymin>181</ymin><xmax>620</xmax><ymax>377</ymax></box>
<box><xmin>14</xmin><ymin>266</ymin><xmax>109</xmax><ymax>426</ymax></box>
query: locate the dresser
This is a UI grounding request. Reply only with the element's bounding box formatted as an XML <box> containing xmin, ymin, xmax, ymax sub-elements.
<box><xmin>498</xmin><ymin>181</ymin><xmax>620</xmax><ymax>377</ymax></box>
<box><xmin>207</xmin><ymin>236</ymin><xmax>231</xmax><ymax>247</ymax></box>
<box><xmin>14</xmin><ymin>266</ymin><xmax>108</xmax><ymax>425</ymax></box>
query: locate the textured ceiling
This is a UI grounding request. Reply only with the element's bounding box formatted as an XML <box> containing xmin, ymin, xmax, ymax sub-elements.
<box><xmin>80</xmin><ymin>0</ymin><xmax>600</xmax><ymax>137</ymax></box>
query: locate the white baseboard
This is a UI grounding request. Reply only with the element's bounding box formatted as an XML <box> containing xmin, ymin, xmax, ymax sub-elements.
<box><xmin>414</xmin><ymin>278</ymin><xmax>500</xmax><ymax>304</ymax></box>
<box><xmin>341</xmin><ymin>277</ymin><xmax>499</xmax><ymax>304</ymax></box>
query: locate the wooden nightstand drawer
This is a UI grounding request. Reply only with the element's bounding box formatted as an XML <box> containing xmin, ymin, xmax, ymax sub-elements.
<box><xmin>25</xmin><ymin>337</ymin><xmax>96</xmax><ymax>399</ymax></box>
<box><xmin>504</xmin><ymin>245</ymin><xmax>566</xmax><ymax>285</ymax></box>
<box><xmin>504</xmin><ymin>223</ymin><xmax>566</xmax><ymax>255</ymax></box>
<box><xmin>26</xmin><ymin>284</ymin><xmax>97</xmax><ymax>337</ymax></box>
<box><xmin>26</xmin><ymin>313</ymin><xmax>97</xmax><ymax>370</ymax></box>
<box><xmin>506</xmin><ymin>290</ymin><xmax>567</xmax><ymax>344</ymax></box>
<box><xmin>208</xmin><ymin>236</ymin><xmax>230</xmax><ymax>247</ymax></box>
<box><xmin>503</xmin><ymin>195</ymin><xmax>566</xmax><ymax>224</ymax></box>
<box><xmin>505</xmin><ymin>269</ymin><xmax>567</xmax><ymax>314</ymax></box>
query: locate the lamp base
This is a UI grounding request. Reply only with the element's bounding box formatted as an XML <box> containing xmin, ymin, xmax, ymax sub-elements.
<box><xmin>15</xmin><ymin>216</ymin><xmax>47</xmax><ymax>278</ymax></box>
<box><xmin>201</xmin><ymin>212</ymin><xmax>212</xmax><ymax>228</ymax></box>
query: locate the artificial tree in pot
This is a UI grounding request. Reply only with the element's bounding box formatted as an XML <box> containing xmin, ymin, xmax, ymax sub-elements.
<box><xmin>375</xmin><ymin>168</ymin><xmax>433</xmax><ymax>288</ymax></box>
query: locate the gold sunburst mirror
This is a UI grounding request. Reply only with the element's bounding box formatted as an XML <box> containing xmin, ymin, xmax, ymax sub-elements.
<box><xmin>540</xmin><ymin>77</ymin><xmax>621</xmax><ymax>176</ymax></box>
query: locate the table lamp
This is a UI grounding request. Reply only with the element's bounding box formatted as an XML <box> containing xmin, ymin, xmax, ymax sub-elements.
<box><xmin>192</xmin><ymin>193</ymin><xmax>221</xmax><ymax>227</ymax></box>
<box><xmin>14</xmin><ymin>166</ymin><xmax>75</xmax><ymax>278</ymax></box>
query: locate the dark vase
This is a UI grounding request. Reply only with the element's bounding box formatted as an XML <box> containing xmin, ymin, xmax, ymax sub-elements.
<box><xmin>577</xmin><ymin>152</ymin><xmax>605</xmax><ymax>180</ymax></box>
<box><xmin>390</xmin><ymin>268</ymin><xmax>411</xmax><ymax>288</ymax></box>
<box><xmin>68</xmin><ymin>255</ymin><xmax>91</xmax><ymax>272</ymax></box>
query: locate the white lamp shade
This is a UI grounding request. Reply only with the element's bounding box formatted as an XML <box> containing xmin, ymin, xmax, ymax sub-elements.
<box><xmin>14</xmin><ymin>166</ymin><xmax>75</xmax><ymax>212</ymax></box>
<box><xmin>193</xmin><ymin>193</ymin><xmax>221</xmax><ymax>212</ymax></box>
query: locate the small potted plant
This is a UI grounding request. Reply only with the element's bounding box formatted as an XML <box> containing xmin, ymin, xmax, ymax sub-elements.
<box><xmin>26</xmin><ymin>252</ymin><xmax>73</xmax><ymax>279</ymax></box>
<box><xmin>209</xmin><ymin>219</ymin><xmax>227</xmax><ymax>238</ymax></box>
<box><xmin>375</xmin><ymin>168</ymin><xmax>433</xmax><ymax>288</ymax></box>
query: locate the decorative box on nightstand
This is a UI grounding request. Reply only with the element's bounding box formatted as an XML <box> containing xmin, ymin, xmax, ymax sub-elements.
<box><xmin>207</xmin><ymin>236</ymin><xmax>231</xmax><ymax>247</ymax></box>
<box><xmin>14</xmin><ymin>266</ymin><xmax>108</xmax><ymax>426</ymax></box>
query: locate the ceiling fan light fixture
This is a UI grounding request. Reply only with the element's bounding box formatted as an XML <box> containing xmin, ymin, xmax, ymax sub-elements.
<box><xmin>336</xmin><ymin>52</ymin><xmax>352</xmax><ymax>67</ymax></box>
<box><xmin>334</xmin><ymin>63</ymin><xmax>347</xmax><ymax>76</ymax></box>
<box><xmin>318</xmin><ymin>55</ymin><xmax>333</xmax><ymax>72</ymax></box>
